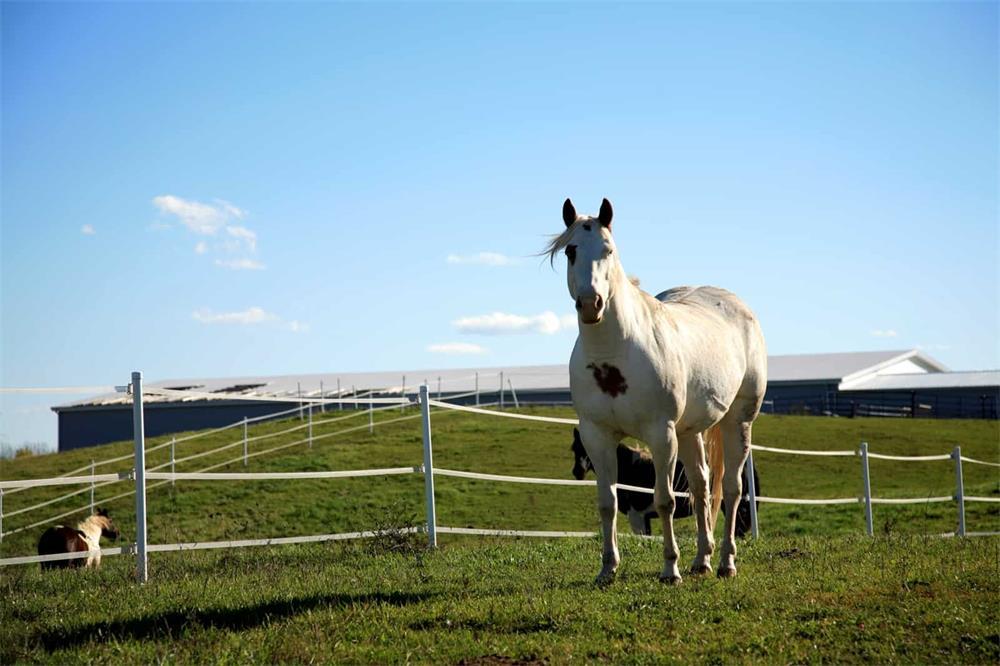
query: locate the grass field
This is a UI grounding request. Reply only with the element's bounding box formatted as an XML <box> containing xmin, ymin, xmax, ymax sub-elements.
<box><xmin>1</xmin><ymin>408</ymin><xmax>998</xmax><ymax>663</ymax></box>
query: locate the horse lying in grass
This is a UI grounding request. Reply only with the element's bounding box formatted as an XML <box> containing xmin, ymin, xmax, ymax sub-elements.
<box><xmin>37</xmin><ymin>508</ymin><xmax>119</xmax><ymax>569</ymax></box>
<box><xmin>571</xmin><ymin>428</ymin><xmax>760</xmax><ymax>537</ymax></box>
<box><xmin>549</xmin><ymin>198</ymin><xmax>767</xmax><ymax>583</ymax></box>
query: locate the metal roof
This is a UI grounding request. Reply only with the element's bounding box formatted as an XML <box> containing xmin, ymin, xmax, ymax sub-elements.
<box><xmin>841</xmin><ymin>370</ymin><xmax>1000</xmax><ymax>392</ymax></box>
<box><xmin>52</xmin><ymin>350</ymin><xmax>961</xmax><ymax>411</ymax></box>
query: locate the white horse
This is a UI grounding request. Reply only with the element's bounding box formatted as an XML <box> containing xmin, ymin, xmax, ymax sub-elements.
<box><xmin>547</xmin><ymin>198</ymin><xmax>767</xmax><ymax>584</ymax></box>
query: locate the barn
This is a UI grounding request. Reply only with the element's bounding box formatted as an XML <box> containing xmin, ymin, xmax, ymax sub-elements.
<box><xmin>52</xmin><ymin>349</ymin><xmax>998</xmax><ymax>452</ymax></box>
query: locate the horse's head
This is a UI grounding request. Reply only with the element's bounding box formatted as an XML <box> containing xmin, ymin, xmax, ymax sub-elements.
<box><xmin>548</xmin><ymin>198</ymin><xmax>619</xmax><ymax>325</ymax></box>
<box><xmin>570</xmin><ymin>428</ymin><xmax>594</xmax><ymax>480</ymax></box>
<box><xmin>95</xmin><ymin>508</ymin><xmax>119</xmax><ymax>541</ymax></box>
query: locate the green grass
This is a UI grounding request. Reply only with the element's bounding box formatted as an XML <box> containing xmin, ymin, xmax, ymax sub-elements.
<box><xmin>1</xmin><ymin>409</ymin><xmax>998</xmax><ymax>663</ymax></box>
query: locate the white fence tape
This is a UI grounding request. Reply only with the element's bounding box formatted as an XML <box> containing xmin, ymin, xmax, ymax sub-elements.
<box><xmin>434</xmin><ymin>468</ymin><xmax>593</xmax><ymax>487</ymax></box>
<box><xmin>0</xmin><ymin>546</ymin><xmax>125</xmax><ymax>567</ymax></box>
<box><xmin>146</xmin><ymin>528</ymin><xmax>421</xmax><ymax>553</ymax></box>
<box><xmin>961</xmin><ymin>456</ymin><xmax>1000</xmax><ymax>468</ymax></box>
<box><xmin>755</xmin><ymin>496</ymin><xmax>858</xmax><ymax>505</ymax></box>
<box><xmin>866</xmin><ymin>452</ymin><xmax>953</xmax><ymax>462</ymax></box>
<box><xmin>751</xmin><ymin>444</ymin><xmax>855</xmax><ymax>457</ymax></box>
<box><xmin>427</xmin><ymin>400</ymin><xmax>578</xmax><ymax>425</ymax></box>
<box><xmin>146</xmin><ymin>467</ymin><xmax>420</xmax><ymax>482</ymax></box>
<box><xmin>0</xmin><ymin>472</ymin><xmax>127</xmax><ymax>490</ymax></box>
<box><xmin>437</xmin><ymin>526</ymin><xmax>597</xmax><ymax>538</ymax></box>
<box><xmin>965</xmin><ymin>496</ymin><xmax>1000</xmax><ymax>503</ymax></box>
<box><xmin>870</xmin><ymin>496</ymin><xmax>953</xmax><ymax>505</ymax></box>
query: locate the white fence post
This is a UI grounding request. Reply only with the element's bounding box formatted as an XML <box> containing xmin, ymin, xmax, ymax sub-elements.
<box><xmin>420</xmin><ymin>384</ymin><xmax>437</xmax><ymax>548</ymax></box>
<box><xmin>860</xmin><ymin>441</ymin><xmax>873</xmax><ymax>537</ymax></box>
<box><xmin>368</xmin><ymin>398</ymin><xmax>374</xmax><ymax>434</ymax></box>
<box><xmin>308</xmin><ymin>403</ymin><xmax>313</xmax><ymax>449</ymax></box>
<box><xmin>953</xmin><ymin>446</ymin><xmax>966</xmax><ymax>537</ymax></box>
<box><xmin>170</xmin><ymin>437</ymin><xmax>176</xmax><ymax>486</ymax></box>
<box><xmin>1</xmin><ymin>488</ymin><xmax>4</xmax><ymax>543</ymax></box>
<box><xmin>90</xmin><ymin>460</ymin><xmax>95</xmax><ymax>514</ymax></box>
<box><xmin>337</xmin><ymin>378</ymin><xmax>342</xmax><ymax>411</ymax></box>
<box><xmin>507</xmin><ymin>378</ymin><xmax>520</xmax><ymax>409</ymax></box>
<box><xmin>745</xmin><ymin>449</ymin><xmax>759</xmax><ymax>539</ymax></box>
<box><xmin>242</xmin><ymin>418</ymin><xmax>248</xmax><ymax>467</ymax></box>
<box><xmin>401</xmin><ymin>375</ymin><xmax>406</xmax><ymax>412</ymax></box>
<box><xmin>475</xmin><ymin>372</ymin><xmax>480</xmax><ymax>406</ymax></box>
<box><xmin>437</xmin><ymin>376</ymin><xmax>442</xmax><ymax>400</ymax></box>
<box><xmin>353</xmin><ymin>385</ymin><xmax>358</xmax><ymax>410</ymax></box>
<box><xmin>298</xmin><ymin>382</ymin><xmax>303</xmax><ymax>420</ymax></box>
<box><xmin>499</xmin><ymin>371</ymin><xmax>505</xmax><ymax>410</ymax></box>
<box><xmin>132</xmin><ymin>371</ymin><xmax>149</xmax><ymax>584</ymax></box>
<box><xmin>320</xmin><ymin>380</ymin><xmax>325</xmax><ymax>413</ymax></box>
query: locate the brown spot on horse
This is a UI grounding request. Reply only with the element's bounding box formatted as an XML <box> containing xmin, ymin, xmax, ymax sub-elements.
<box><xmin>587</xmin><ymin>363</ymin><xmax>628</xmax><ymax>397</ymax></box>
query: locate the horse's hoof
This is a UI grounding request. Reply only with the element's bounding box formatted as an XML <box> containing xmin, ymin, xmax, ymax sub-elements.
<box><xmin>689</xmin><ymin>564</ymin><xmax>713</xmax><ymax>576</ymax></box>
<box><xmin>717</xmin><ymin>566</ymin><xmax>737</xmax><ymax>579</ymax></box>
<box><xmin>594</xmin><ymin>570</ymin><xmax>617</xmax><ymax>587</ymax></box>
<box><xmin>659</xmin><ymin>574</ymin><xmax>683</xmax><ymax>586</ymax></box>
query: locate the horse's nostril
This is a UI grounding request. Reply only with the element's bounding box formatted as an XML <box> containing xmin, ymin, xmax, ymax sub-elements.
<box><xmin>594</xmin><ymin>295</ymin><xmax>603</xmax><ymax>310</ymax></box>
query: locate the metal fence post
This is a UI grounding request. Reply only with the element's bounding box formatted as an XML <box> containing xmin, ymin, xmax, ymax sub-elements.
<box><xmin>298</xmin><ymin>382</ymin><xmax>303</xmax><ymax>420</ymax></box>
<box><xmin>308</xmin><ymin>403</ymin><xmax>313</xmax><ymax>449</ymax></box>
<box><xmin>337</xmin><ymin>378</ymin><xmax>342</xmax><ymax>411</ymax></box>
<box><xmin>420</xmin><ymin>385</ymin><xmax>437</xmax><ymax>548</ymax></box>
<box><xmin>1</xmin><ymin>488</ymin><xmax>4</xmax><ymax>544</ymax></box>
<box><xmin>368</xmin><ymin>398</ymin><xmax>374</xmax><ymax>434</ymax></box>
<box><xmin>860</xmin><ymin>441</ymin><xmax>873</xmax><ymax>537</ymax></box>
<box><xmin>353</xmin><ymin>385</ymin><xmax>358</xmax><ymax>410</ymax></box>
<box><xmin>90</xmin><ymin>460</ymin><xmax>95</xmax><ymax>514</ymax></box>
<box><xmin>745</xmin><ymin>449</ymin><xmax>759</xmax><ymax>539</ymax></box>
<box><xmin>242</xmin><ymin>418</ymin><xmax>248</xmax><ymax>466</ymax></box>
<box><xmin>320</xmin><ymin>380</ymin><xmax>325</xmax><ymax>413</ymax></box>
<box><xmin>401</xmin><ymin>375</ymin><xmax>406</xmax><ymax>412</ymax></box>
<box><xmin>132</xmin><ymin>371</ymin><xmax>148</xmax><ymax>583</ymax></box>
<box><xmin>953</xmin><ymin>446</ymin><xmax>966</xmax><ymax>537</ymax></box>
<box><xmin>475</xmin><ymin>372</ymin><xmax>480</xmax><ymax>406</ymax></box>
<box><xmin>170</xmin><ymin>437</ymin><xmax>176</xmax><ymax>486</ymax></box>
<box><xmin>437</xmin><ymin>376</ymin><xmax>442</xmax><ymax>401</ymax></box>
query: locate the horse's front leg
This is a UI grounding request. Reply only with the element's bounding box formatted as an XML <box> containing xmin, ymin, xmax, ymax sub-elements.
<box><xmin>647</xmin><ymin>421</ymin><xmax>681</xmax><ymax>584</ymax></box>
<box><xmin>677</xmin><ymin>431</ymin><xmax>714</xmax><ymax>575</ymax></box>
<box><xmin>578</xmin><ymin>421</ymin><xmax>620</xmax><ymax>584</ymax></box>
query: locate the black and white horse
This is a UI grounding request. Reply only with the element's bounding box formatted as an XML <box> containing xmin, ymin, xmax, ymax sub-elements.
<box><xmin>571</xmin><ymin>429</ymin><xmax>759</xmax><ymax>537</ymax></box>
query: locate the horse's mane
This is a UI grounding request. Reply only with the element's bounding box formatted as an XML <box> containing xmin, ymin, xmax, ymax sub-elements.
<box><xmin>541</xmin><ymin>219</ymin><xmax>587</xmax><ymax>265</ymax></box>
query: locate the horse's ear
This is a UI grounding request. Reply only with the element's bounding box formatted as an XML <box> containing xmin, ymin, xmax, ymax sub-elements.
<box><xmin>97</xmin><ymin>508</ymin><xmax>108</xmax><ymax>517</ymax></box>
<box><xmin>562</xmin><ymin>198</ymin><xmax>577</xmax><ymax>227</ymax></box>
<box><xmin>598</xmin><ymin>198</ymin><xmax>613</xmax><ymax>229</ymax></box>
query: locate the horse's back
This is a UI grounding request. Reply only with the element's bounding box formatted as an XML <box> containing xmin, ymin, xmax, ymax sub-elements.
<box><xmin>655</xmin><ymin>285</ymin><xmax>767</xmax><ymax>411</ymax></box>
<box><xmin>38</xmin><ymin>525</ymin><xmax>89</xmax><ymax>569</ymax></box>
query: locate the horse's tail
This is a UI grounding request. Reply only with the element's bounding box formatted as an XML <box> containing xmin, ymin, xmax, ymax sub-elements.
<box><xmin>704</xmin><ymin>424</ymin><xmax>725</xmax><ymax>531</ymax></box>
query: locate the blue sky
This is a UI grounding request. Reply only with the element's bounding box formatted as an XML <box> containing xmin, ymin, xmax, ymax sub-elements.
<box><xmin>2</xmin><ymin>2</ymin><xmax>997</xmax><ymax>449</ymax></box>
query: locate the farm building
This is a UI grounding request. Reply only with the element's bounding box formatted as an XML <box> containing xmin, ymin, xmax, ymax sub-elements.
<box><xmin>52</xmin><ymin>349</ymin><xmax>999</xmax><ymax>451</ymax></box>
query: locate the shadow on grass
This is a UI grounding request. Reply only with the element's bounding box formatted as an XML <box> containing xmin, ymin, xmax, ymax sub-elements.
<box><xmin>37</xmin><ymin>590</ymin><xmax>439</xmax><ymax>651</ymax></box>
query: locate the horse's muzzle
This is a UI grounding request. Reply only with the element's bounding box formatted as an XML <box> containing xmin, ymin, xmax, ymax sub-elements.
<box><xmin>576</xmin><ymin>295</ymin><xmax>604</xmax><ymax>324</ymax></box>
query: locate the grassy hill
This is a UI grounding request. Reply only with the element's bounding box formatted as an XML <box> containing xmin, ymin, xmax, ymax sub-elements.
<box><xmin>1</xmin><ymin>409</ymin><xmax>998</xmax><ymax>663</ymax></box>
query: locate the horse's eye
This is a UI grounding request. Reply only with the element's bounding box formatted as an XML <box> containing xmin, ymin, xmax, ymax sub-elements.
<box><xmin>565</xmin><ymin>244</ymin><xmax>577</xmax><ymax>264</ymax></box>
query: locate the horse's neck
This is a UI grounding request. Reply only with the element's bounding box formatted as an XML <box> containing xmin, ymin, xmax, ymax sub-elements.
<box><xmin>578</xmin><ymin>268</ymin><xmax>652</xmax><ymax>358</ymax></box>
<box><xmin>76</xmin><ymin>516</ymin><xmax>101</xmax><ymax>543</ymax></box>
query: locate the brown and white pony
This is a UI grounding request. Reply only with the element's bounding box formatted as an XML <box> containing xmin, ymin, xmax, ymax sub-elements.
<box><xmin>37</xmin><ymin>508</ymin><xmax>119</xmax><ymax>569</ymax></box>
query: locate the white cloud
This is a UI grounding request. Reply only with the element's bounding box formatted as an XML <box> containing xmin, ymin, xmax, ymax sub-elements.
<box><xmin>871</xmin><ymin>329</ymin><xmax>898</xmax><ymax>338</ymax></box>
<box><xmin>226</xmin><ymin>225</ymin><xmax>257</xmax><ymax>252</ymax></box>
<box><xmin>453</xmin><ymin>311</ymin><xmax>575</xmax><ymax>335</ymax></box>
<box><xmin>194</xmin><ymin>241</ymin><xmax>208</xmax><ymax>255</ymax></box>
<box><xmin>446</xmin><ymin>252</ymin><xmax>517</xmax><ymax>267</ymax></box>
<box><xmin>214</xmin><ymin>258</ymin><xmax>265</xmax><ymax>271</ymax></box>
<box><xmin>192</xmin><ymin>307</ymin><xmax>276</xmax><ymax>325</ymax></box>
<box><xmin>153</xmin><ymin>195</ymin><xmax>232</xmax><ymax>235</ymax></box>
<box><xmin>427</xmin><ymin>342</ymin><xmax>488</xmax><ymax>355</ymax></box>
<box><xmin>80</xmin><ymin>224</ymin><xmax>95</xmax><ymax>236</ymax></box>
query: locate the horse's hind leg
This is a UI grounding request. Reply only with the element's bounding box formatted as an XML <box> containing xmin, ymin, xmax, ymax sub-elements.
<box><xmin>677</xmin><ymin>431</ymin><xmax>713</xmax><ymax>575</ymax></box>
<box><xmin>718</xmin><ymin>415</ymin><xmax>753</xmax><ymax>578</ymax></box>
